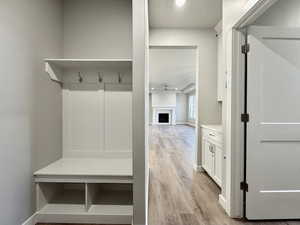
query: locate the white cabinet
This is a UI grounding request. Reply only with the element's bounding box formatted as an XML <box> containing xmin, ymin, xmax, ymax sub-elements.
<box><xmin>201</xmin><ymin>125</ymin><xmax>223</xmax><ymax>187</ymax></box>
<box><xmin>213</xmin><ymin>143</ymin><xmax>222</xmax><ymax>185</ymax></box>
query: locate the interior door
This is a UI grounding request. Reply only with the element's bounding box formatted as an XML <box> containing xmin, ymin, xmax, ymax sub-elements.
<box><xmin>246</xmin><ymin>26</ymin><xmax>300</xmax><ymax>219</ymax></box>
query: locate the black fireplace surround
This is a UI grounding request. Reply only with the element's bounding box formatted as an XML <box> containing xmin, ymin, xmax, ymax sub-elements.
<box><xmin>158</xmin><ymin>113</ymin><xmax>169</xmax><ymax>123</ymax></box>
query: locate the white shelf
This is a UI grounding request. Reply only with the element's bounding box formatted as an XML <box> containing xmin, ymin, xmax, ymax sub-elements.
<box><xmin>39</xmin><ymin>204</ymin><xmax>86</xmax><ymax>215</ymax></box>
<box><xmin>44</xmin><ymin>58</ymin><xmax>132</xmax><ymax>83</ymax></box>
<box><xmin>45</xmin><ymin>58</ymin><xmax>132</xmax><ymax>69</ymax></box>
<box><xmin>37</xmin><ymin>204</ymin><xmax>133</xmax><ymax>224</ymax></box>
<box><xmin>34</xmin><ymin>158</ymin><xmax>133</xmax><ymax>183</ymax></box>
<box><xmin>39</xmin><ymin>204</ymin><xmax>132</xmax><ymax>215</ymax></box>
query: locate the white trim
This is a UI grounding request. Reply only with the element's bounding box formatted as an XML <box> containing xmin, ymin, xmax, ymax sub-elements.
<box><xmin>176</xmin><ymin>121</ymin><xmax>188</xmax><ymax>125</ymax></box>
<box><xmin>148</xmin><ymin>44</ymin><xmax>200</xmax><ymax>180</ymax></box>
<box><xmin>193</xmin><ymin>164</ymin><xmax>204</xmax><ymax>172</ymax></box>
<box><xmin>219</xmin><ymin>194</ymin><xmax>226</xmax><ymax>210</ymax></box>
<box><xmin>21</xmin><ymin>213</ymin><xmax>37</xmax><ymax>225</ymax></box>
<box><xmin>234</xmin><ymin>0</ymin><xmax>279</xmax><ymax>29</ymax></box>
<box><xmin>225</xmin><ymin>0</ymin><xmax>279</xmax><ymax>218</ymax></box>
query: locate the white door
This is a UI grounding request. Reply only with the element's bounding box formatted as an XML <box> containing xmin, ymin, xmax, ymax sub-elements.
<box><xmin>246</xmin><ymin>26</ymin><xmax>300</xmax><ymax>219</ymax></box>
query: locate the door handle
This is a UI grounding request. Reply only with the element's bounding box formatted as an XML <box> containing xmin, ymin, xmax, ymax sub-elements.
<box><xmin>209</xmin><ymin>133</ymin><xmax>215</xmax><ymax>137</ymax></box>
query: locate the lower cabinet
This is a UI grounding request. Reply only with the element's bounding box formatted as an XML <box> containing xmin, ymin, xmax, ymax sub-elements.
<box><xmin>201</xmin><ymin>126</ymin><xmax>223</xmax><ymax>187</ymax></box>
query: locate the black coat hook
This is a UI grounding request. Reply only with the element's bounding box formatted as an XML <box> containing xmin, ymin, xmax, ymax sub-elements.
<box><xmin>98</xmin><ymin>72</ymin><xmax>103</xmax><ymax>83</ymax></box>
<box><xmin>118</xmin><ymin>72</ymin><xmax>122</xmax><ymax>83</ymax></box>
<box><xmin>78</xmin><ymin>72</ymin><xmax>83</xmax><ymax>83</ymax></box>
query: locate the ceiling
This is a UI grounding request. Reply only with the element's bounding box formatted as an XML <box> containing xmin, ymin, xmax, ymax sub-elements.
<box><xmin>149</xmin><ymin>0</ymin><xmax>222</xmax><ymax>28</ymax></box>
<box><xmin>149</xmin><ymin>48</ymin><xmax>196</xmax><ymax>92</ymax></box>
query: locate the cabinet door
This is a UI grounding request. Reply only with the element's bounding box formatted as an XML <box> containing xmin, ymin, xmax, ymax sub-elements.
<box><xmin>203</xmin><ymin>138</ymin><xmax>212</xmax><ymax>174</ymax></box>
<box><xmin>213</xmin><ymin>144</ymin><xmax>222</xmax><ymax>186</ymax></box>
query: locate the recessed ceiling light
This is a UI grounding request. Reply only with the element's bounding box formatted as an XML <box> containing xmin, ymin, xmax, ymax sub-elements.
<box><xmin>175</xmin><ymin>0</ymin><xmax>186</xmax><ymax>7</ymax></box>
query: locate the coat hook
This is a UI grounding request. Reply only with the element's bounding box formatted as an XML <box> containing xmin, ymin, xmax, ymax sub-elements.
<box><xmin>118</xmin><ymin>72</ymin><xmax>122</xmax><ymax>83</ymax></box>
<box><xmin>98</xmin><ymin>72</ymin><xmax>103</xmax><ymax>83</ymax></box>
<box><xmin>78</xmin><ymin>72</ymin><xmax>83</xmax><ymax>83</ymax></box>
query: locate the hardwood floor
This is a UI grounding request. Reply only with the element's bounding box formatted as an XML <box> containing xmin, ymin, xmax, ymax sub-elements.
<box><xmin>38</xmin><ymin>125</ymin><xmax>299</xmax><ymax>225</ymax></box>
<box><xmin>148</xmin><ymin>125</ymin><xmax>299</xmax><ymax>225</ymax></box>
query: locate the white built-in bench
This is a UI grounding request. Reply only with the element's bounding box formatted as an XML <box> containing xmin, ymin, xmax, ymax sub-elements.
<box><xmin>34</xmin><ymin>158</ymin><xmax>133</xmax><ymax>224</ymax></box>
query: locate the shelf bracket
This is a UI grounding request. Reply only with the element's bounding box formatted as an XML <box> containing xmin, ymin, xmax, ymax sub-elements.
<box><xmin>45</xmin><ymin>62</ymin><xmax>63</xmax><ymax>84</ymax></box>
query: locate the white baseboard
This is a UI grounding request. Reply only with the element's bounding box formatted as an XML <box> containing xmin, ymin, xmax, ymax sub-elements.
<box><xmin>193</xmin><ymin>164</ymin><xmax>204</xmax><ymax>172</ymax></box>
<box><xmin>186</xmin><ymin>122</ymin><xmax>196</xmax><ymax>127</ymax></box>
<box><xmin>218</xmin><ymin>194</ymin><xmax>226</xmax><ymax>210</ymax></box>
<box><xmin>22</xmin><ymin>213</ymin><xmax>37</xmax><ymax>225</ymax></box>
<box><xmin>176</xmin><ymin>122</ymin><xmax>187</xmax><ymax>125</ymax></box>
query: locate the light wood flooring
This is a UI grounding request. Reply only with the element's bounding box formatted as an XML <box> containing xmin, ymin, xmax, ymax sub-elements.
<box><xmin>148</xmin><ymin>125</ymin><xmax>299</xmax><ymax>225</ymax></box>
<box><xmin>37</xmin><ymin>125</ymin><xmax>299</xmax><ymax>225</ymax></box>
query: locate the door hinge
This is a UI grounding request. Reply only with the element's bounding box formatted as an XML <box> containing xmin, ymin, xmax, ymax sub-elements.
<box><xmin>241</xmin><ymin>113</ymin><xmax>249</xmax><ymax>123</ymax></box>
<box><xmin>240</xmin><ymin>181</ymin><xmax>249</xmax><ymax>192</ymax></box>
<box><xmin>241</xmin><ymin>44</ymin><xmax>250</xmax><ymax>54</ymax></box>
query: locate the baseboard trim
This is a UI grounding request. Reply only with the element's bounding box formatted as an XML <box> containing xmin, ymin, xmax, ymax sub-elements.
<box><xmin>193</xmin><ymin>164</ymin><xmax>204</xmax><ymax>172</ymax></box>
<box><xmin>186</xmin><ymin>122</ymin><xmax>196</xmax><ymax>127</ymax></box>
<box><xmin>218</xmin><ymin>194</ymin><xmax>226</xmax><ymax>210</ymax></box>
<box><xmin>22</xmin><ymin>213</ymin><xmax>37</xmax><ymax>225</ymax></box>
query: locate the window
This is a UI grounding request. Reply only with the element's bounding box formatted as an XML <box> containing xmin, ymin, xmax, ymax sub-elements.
<box><xmin>188</xmin><ymin>95</ymin><xmax>196</xmax><ymax>120</ymax></box>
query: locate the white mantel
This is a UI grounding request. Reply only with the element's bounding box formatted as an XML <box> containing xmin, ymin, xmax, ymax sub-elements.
<box><xmin>151</xmin><ymin>92</ymin><xmax>177</xmax><ymax>125</ymax></box>
<box><xmin>152</xmin><ymin>107</ymin><xmax>176</xmax><ymax>125</ymax></box>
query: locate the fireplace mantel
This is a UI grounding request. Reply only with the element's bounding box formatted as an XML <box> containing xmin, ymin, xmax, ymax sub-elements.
<box><xmin>152</xmin><ymin>106</ymin><xmax>176</xmax><ymax>125</ymax></box>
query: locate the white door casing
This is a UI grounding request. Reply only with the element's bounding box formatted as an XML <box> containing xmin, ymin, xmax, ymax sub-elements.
<box><xmin>246</xmin><ymin>26</ymin><xmax>300</xmax><ymax>219</ymax></box>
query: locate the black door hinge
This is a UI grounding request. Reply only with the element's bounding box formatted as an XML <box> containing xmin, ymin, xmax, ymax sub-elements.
<box><xmin>241</xmin><ymin>44</ymin><xmax>250</xmax><ymax>54</ymax></box>
<box><xmin>241</xmin><ymin>113</ymin><xmax>249</xmax><ymax>123</ymax></box>
<box><xmin>240</xmin><ymin>181</ymin><xmax>249</xmax><ymax>192</ymax></box>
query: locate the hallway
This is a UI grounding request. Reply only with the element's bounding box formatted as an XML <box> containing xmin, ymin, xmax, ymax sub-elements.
<box><xmin>148</xmin><ymin>125</ymin><xmax>299</xmax><ymax>225</ymax></box>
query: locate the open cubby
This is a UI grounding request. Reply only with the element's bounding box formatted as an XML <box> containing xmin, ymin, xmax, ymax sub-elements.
<box><xmin>37</xmin><ymin>183</ymin><xmax>85</xmax><ymax>208</ymax></box>
<box><xmin>37</xmin><ymin>182</ymin><xmax>133</xmax><ymax>212</ymax></box>
<box><xmin>87</xmin><ymin>183</ymin><xmax>133</xmax><ymax>207</ymax></box>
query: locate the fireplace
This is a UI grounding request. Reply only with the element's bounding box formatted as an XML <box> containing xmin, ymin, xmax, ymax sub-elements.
<box><xmin>158</xmin><ymin>113</ymin><xmax>169</xmax><ymax>124</ymax></box>
<box><xmin>152</xmin><ymin>107</ymin><xmax>176</xmax><ymax>125</ymax></box>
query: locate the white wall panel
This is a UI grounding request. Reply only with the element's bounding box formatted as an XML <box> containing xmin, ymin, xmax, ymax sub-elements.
<box><xmin>63</xmin><ymin>88</ymin><xmax>104</xmax><ymax>157</ymax></box>
<box><xmin>105</xmin><ymin>90</ymin><xmax>132</xmax><ymax>152</ymax></box>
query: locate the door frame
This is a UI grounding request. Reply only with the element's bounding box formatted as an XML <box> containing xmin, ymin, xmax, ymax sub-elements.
<box><xmin>225</xmin><ymin>0</ymin><xmax>279</xmax><ymax>218</ymax></box>
<box><xmin>148</xmin><ymin>44</ymin><xmax>201</xmax><ymax>172</ymax></box>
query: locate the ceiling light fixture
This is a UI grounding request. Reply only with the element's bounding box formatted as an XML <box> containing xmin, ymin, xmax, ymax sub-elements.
<box><xmin>175</xmin><ymin>0</ymin><xmax>186</xmax><ymax>7</ymax></box>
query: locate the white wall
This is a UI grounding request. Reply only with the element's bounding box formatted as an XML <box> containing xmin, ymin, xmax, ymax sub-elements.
<box><xmin>222</xmin><ymin>0</ymin><xmax>279</xmax><ymax>217</ymax></box>
<box><xmin>186</xmin><ymin>91</ymin><xmax>196</xmax><ymax>124</ymax></box>
<box><xmin>176</xmin><ymin>94</ymin><xmax>188</xmax><ymax>123</ymax></box>
<box><xmin>150</xmin><ymin>29</ymin><xmax>222</xmax><ymax>125</ymax></box>
<box><xmin>152</xmin><ymin>92</ymin><xmax>176</xmax><ymax>107</ymax></box>
<box><xmin>0</xmin><ymin>1</ymin><xmax>63</xmax><ymax>224</ymax></box>
<box><xmin>254</xmin><ymin>0</ymin><xmax>300</xmax><ymax>26</ymax></box>
<box><xmin>63</xmin><ymin>0</ymin><xmax>132</xmax><ymax>59</ymax></box>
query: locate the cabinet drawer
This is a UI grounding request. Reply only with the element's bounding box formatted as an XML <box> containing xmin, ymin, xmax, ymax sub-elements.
<box><xmin>202</xmin><ymin>128</ymin><xmax>222</xmax><ymax>143</ymax></box>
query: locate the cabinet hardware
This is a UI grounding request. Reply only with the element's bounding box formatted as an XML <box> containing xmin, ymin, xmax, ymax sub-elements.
<box><xmin>209</xmin><ymin>133</ymin><xmax>215</xmax><ymax>136</ymax></box>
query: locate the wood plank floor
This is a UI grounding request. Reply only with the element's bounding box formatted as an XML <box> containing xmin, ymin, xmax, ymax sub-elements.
<box><xmin>148</xmin><ymin>125</ymin><xmax>300</xmax><ymax>225</ymax></box>
<box><xmin>38</xmin><ymin>125</ymin><xmax>300</xmax><ymax>225</ymax></box>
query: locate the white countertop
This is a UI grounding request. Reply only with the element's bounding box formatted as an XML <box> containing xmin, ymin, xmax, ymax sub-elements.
<box><xmin>34</xmin><ymin>158</ymin><xmax>133</xmax><ymax>177</ymax></box>
<box><xmin>200</xmin><ymin>124</ymin><xmax>223</xmax><ymax>133</ymax></box>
